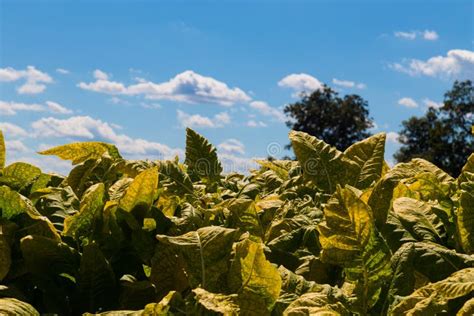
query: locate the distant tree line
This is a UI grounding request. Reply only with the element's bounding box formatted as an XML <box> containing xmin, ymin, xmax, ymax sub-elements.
<box><xmin>284</xmin><ymin>80</ymin><xmax>473</xmax><ymax>177</ymax></box>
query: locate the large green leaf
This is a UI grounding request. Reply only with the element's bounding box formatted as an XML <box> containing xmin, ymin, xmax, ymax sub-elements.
<box><xmin>0</xmin><ymin>298</ymin><xmax>40</xmax><ymax>316</ymax></box>
<box><xmin>63</xmin><ymin>183</ymin><xmax>105</xmax><ymax>239</ymax></box>
<box><xmin>387</xmin><ymin>242</ymin><xmax>474</xmax><ymax>306</ymax></box>
<box><xmin>156</xmin><ymin>226</ymin><xmax>239</xmax><ymax>292</ymax></box>
<box><xmin>289</xmin><ymin>131</ymin><xmax>358</xmax><ymax>194</ymax></box>
<box><xmin>0</xmin><ymin>185</ymin><xmax>38</xmax><ymax>219</ymax></box>
<box><xmin>389</xmin><ymin>268</ymin><xmax>474</xmax><ymax>315</ymax></box>
<box><xmin>0</xmin><ymin>130</ymin><xmax>5</xmax><ymax>170</ymax></box>
<box><xmin>228</xmin><ymin>238</ymin><xmax>282</xmax><ymax>315</ymax></box>
<box><xmin>118</xmin><ymin>167</ymin><xmax>158</xmax><ymax>213</ymax></box>
<box><xmin>158</xmin><ymin>160</ymin><xmax>194</xmax><ymax>196</ymax></box>
<box><xmin>391</xmin><ymin>197</ymin><xmax>445</xmax><ymax>244</ymax></box>
<box><xmin>39</xmin><ymin>141</ymin><xmax>121</xmax><ymax>165</ymax></box>
<box><xmin>317</xmin><ymin>186</ymin><xmax>392</xmax><ymax>313</ymax></box>
<box><xmin>77</xmin><ymin>243</ymin><xmax>117</xmax><ymax>313</ymax></box>
<box><xmin>185</xmin><ymin>128</ymin><xmax>222</xmax><ymax>182</ymax></box>
<box><xmin>344</xmin><ymin>132</ymin><xmax>386</xmax><ymax>189</ymax></box>
<box><xmin>0</xmin><ymin>162</ymin><xmax>41</xmax><ymax>191</ymax></box>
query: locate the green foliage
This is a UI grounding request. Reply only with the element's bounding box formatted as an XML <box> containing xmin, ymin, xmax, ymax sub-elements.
<box><xmin>395</xmin><ymin>80</ymin><xmax>474</xmax><ymax>177</ymax></box>
<box><xmin>0</xmin><ymin>127</ymin><xmax>472</xmax><ymax>315</ymax></box>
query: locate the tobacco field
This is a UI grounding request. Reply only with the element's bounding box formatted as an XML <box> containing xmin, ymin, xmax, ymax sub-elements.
<box><xmin>0</xmin><ymin>127</ymin><xmax>473</xmax><ymax>315</ymax></box>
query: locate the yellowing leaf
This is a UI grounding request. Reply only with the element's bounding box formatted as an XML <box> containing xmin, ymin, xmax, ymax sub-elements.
<box><xmin>0</xmin><ymin>162</ymin><xmax>41</xmax><ymax>190</ymax></box>
<box><xmin>119</xmin><ymin>167</ymin><xmax>159</xmax><ymax>213</ymax></box>
<box><xmin>192</xmin><ymin>288</ymin><xmax>240</xmax><ymax>315</ymax></box>
<box><xmin>228</xmin><ymin>238</ymin><xmax>282</xmax><ymax>314</ymax></box>
<box><xmin>0</xmin><ymin>298</ymin><xmax>40</xmax><ymax>316</ymax></box>
<box><xmin>63</xmin><ymin>183</ymin><xmax>105</xmax><ymax>239</ymax></box>
<box><xmin>289</xmin><ymin>131</ymin><xmax>358</xmax><ymax>193</ymax></box>
<box><xmin>185</xmin><ymin>128</ymin><xmax>222</xmax><ymax>182</ymax></box>
<box><xmin>317</xmin><ymin>186</ymin><xmax>391</xmax><ymax>313</ymax></box>
<box><xmin>344</xmin><ymin>132</ymin><xmax>386</xmax><ymax>189</ymax></box>
<box><xmin>39</xmin><ymin>141</ymin><xmax>121</xmax><ymax>165</ymax></box>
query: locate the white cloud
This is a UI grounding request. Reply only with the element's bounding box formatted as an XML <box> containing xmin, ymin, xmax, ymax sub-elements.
<box><xmin>332</xmin><ymin>78</ymin><xmax>366</xmax><ymax>89</ymax></box>
<box><xmin>0</xmin><ymin>122</ymin><xmax>28</xmax><ymax>137</ymax></box>
<box><xmin>394</xmin><ymin>31</ymin><xmax>417</xmax><ymax>40</ymax></box>
<box><xmin>394</xmin><ymin>30</ymin><xmax>439</xmax><ymax>41</ymax></box>
<box><xmin>56</xmin><ymin>68</ymin><xmax>70</xmax><ymax>74</ymax></box>
<box><xmin>176</xmin><ymin>110</ymin><xmax>231</xmax><ymax>128</ymax></box>
<box><xmin>423</xmin><ymin>30</ymin><xmax>439</xmax><ymax>41</ymax></box>
<box><xmin>0</xmin><ymin>100</ymin><xmax>72</xmax><ymax>115</ymax></box>
<box><xmin>398</xmin><ymin>97</ymin><xmax>418</xmax><ymax>108</ymax></box>
<box><xmin>0</xmin><ymin>101</ymin><xmax>44</xmax><ymax>115</ymax></box>
<box><xmin>218</xmin><ymin>139</ymin><xmax>245</xmax><ymax>155</ymax></box>
<box><xmin>5</xmin><ymin>140</ymin><xmax>28</xmax><ymax>153</ymax></box>
<box><xmin>249</xmin><ymin>101</ymin><xmax>286</xmax><ymax>122</ymax></box>
<box><xmin>386</xmin><ymin>132</ymin><xmax>400</xmax><ymax>144</ymax></box>
<box><xmin>31</xmin><ymin>115</ymin><xmax>182</xmax><ymax>159</ymax></box>
<box><xmin>0</xmin><ymin>66</ymin><xmax>53</xmax><ymax>94</ymax></box>
<box><xmin>247</xmin><ymin>120</ymin><xmax>267</xmax><ymax>127</ymax></box>
<box><xmin>219</xmin><ymin>153</ymin><xmax>260</xmax><ymax>174</ymax></box>
<box><xmin>390</xmin><ymin>49</ymin><xmax>474</xmax><ymax>79</ymax></box>
<box><xmin>45</xmin><ymin>101</ymin><xmax>73</xmax><ymax>114</ymax></box>
<box><xmin>278</xmin><ymin>73</ymin><xmax>323</xmax><ymax>97</ymax></box>
<box><xmin>78</xmin><ymin>70</ymin><xmax>251</xmax><ymax>106</ymax></box>
<box><xmin>423</xmin><ymin>98</ymin><xmax>443</xmax><ymax>109</ymax></box>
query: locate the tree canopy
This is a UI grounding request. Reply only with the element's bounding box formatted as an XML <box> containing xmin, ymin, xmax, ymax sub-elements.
<box><xmin>395</xmin><ymin>80</ymin><xmax>474</xmax><ymax>177</ymax></box>
<box><xmin>284</xmin><ymin>85</ymin><xmax>374</xmax><ymax>151</ymax></box>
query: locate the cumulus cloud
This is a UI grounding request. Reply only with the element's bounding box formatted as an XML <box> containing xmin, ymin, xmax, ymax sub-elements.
<box><xmin>386</xmin><ymin>132</ymin><xmax>400</xmax><ymax>144</ymax></box>
<box><xmin>218</xmin><ymin>139</ymin><xmax>245</xmax><ymax>155</ymax></box>
<box><xmin>78</xmin><ymin>70</ymin><xmax>251</xmax><ymax>106</ymax></box>
<box><xmin>31</xmin><ymin>115</ymin><xmax>182</xmax><ymax>159</ymax></box>
<box><xmin>247</xmin><ymin>120</ymin><xmax>267</xmax><ymax>127</ymax></box>
<box><xmin>176</xmin><ymin>110</ymin><xmax>231</xmax><ymax>128</ymax></box>
<box><xmin>394</xmin><ymin>30</ymin><xmax>439</xmax><ymax>41</ymax></box>
<box><xmin>390</xmin><ymin>49</ymin><xmax>474</xmax><ymax>79</ymax></box>
<box><xmin>423</xmin><ymin>98</ymin><xmax>443</xmax><ymax>109</ymax></box>
<box><xmin>398</xmin><ymin>97</ymin><xmax>418</xmax><ymax>108</ymax></box>
<box><xmin>5</xmin><ymin>140</ymin><xmax>28</xmax><ymax>153</ymax></box>
<box><xmin>0</xmin><ymin>100</ymin><xmax>73</xmax><ymax>115</ymax></box>
<box><xmin>278</xmin><ymin>73</ymin><xmax>323</xmax><ymax>97</ymax></box>
<box><xmin>219</xmin><ymin>153</ymin><xmax>260</xmax><ymax>174</ymax></box>
<box><xmin>249</xmin><ymin>101</ymin><xmax>286</xmax><ymax>122</ymax></box>
<box><xmin>0</xmin><ymin>66</ymin><xmax>53</xmax><ymax>94</ymax></box>
<box><xmin>332</xmin><ymin>78</ymin><xmax>366</xmax><ymax>89</ymax></box>
<box><xmin>0</xmin><ymin>122</ymin><xmax>28</xmax><ymax>137</ymax></box>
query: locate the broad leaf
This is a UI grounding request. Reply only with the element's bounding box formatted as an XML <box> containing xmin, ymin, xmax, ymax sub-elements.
<box><xmin>39</xmin><ymin>141</ymin><xmax>121</xmax><ymax>165</ymax></box>
<box><xmin>0</xmin><ymin>234</ymin><xmax>11</xmax><ymax>281</ymax></box>
<box><xmin>192</xmin><ymin>288</ymin><xmax>240</xmax><ymax>315</ymax></box>
<box><xmin>344</xmin><ymin>132</ymin><xmax>386</xmax><ymax>189</ymax></box>
<box><xmin>283</xmin><ymin>290</ymin><xmax>350</xmax><ymax>316</ymax></box>
<box><xmin>156</xmin><ymin>226</ymin><xmax>239</xmax><ymax>292</ymax></box>
<box><xmin>317</xmin><ymin>186</ymin><xmax>391</xmax><ymax>313</ymax></box>
<box><xmin>63</xmin><ymin>183</ymin><xmax>105</xmax><ymax>239</ymax></box>
<box><xmin>389</xmin><ymin>268</ymin><xmax>474</xmax><ymax>315</ymax></box>
<box><xmin>228</xmin><ymin>238</ymin><xmax>282</xmax><ymax>314</ymax></box>
<box><xmin>0</xmin><ymin>298</ymin><xmax>40</xmax><ymax>316</ymax></box>
<box><xmin>0</xmin><ymin>162</ymin><xmax>41</xmax><ymax>191</ymax></box>
<box><xmin>118</xmin><ymin>167</ymin><xmax>158</xmax><ymax>213</ymax></box>
<box><xmin>185</xmin><ymin>128</ymin><xmax>222</xmax><ymax>182</ymax></box>
<box><xmin>289</xmin><ymin>130</ymin><xmax>358</xmax><ymax>193</ymax></box>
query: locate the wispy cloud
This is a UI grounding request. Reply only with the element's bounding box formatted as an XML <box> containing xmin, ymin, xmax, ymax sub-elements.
<box><xmin>56</xmin><ymin>68</ymin><xmax>70</xmax><ymax>74</ymax></box>
<box><xmin>332</xmin><ymin>78</ymin><xmax>366</xmax><ymax>89</ymax></box>
<box><xmin>0</xmin><ymin>100</ymin><xmax>73</xmax><ymax>116</ymax></box>
<box><xmin>218</xmin><ymin>138</ymin><xmax>245</xmax><ymax>155</ymax></box>
<box><xmin>249</xmin><ymin>101</ymin><xmax>286</xmax><ymax>122</ymax></box>
<box><xmin>394</xmin><ymin>29</ymin><xmax>439</xmax><ymax>41</ymax></box>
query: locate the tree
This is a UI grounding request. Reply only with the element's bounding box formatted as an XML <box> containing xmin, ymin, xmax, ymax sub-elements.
<box><xmin>395</xmin><ymin>80</ymin><xmax>474</xmax><ymax>177</ymax></box>
<box><xmin>284</xmin><ymin>85</ymin><xmax>374</xmax><ymax>151</ymax></box>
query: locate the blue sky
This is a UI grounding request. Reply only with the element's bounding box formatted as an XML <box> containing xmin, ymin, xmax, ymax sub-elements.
<box><xmin>0</xmin><ymin>0</ymin><xmax>473</xmax><ymax>173</ymax></box>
